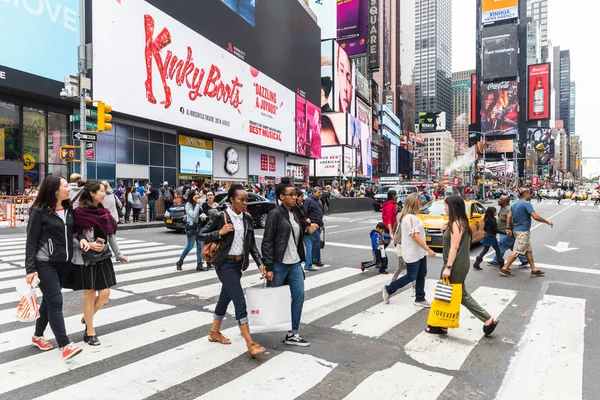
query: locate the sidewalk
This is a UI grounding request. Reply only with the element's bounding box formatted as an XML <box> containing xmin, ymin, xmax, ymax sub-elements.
<box><xmin>0</xmin><ymin>220</ymin><xmax>166</xmax><ymax>236</ymax></box>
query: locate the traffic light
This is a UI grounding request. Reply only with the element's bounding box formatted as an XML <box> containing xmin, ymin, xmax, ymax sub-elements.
<box><xmin>97</xmin><ymin>101</ymin><xmax>113</xmax><ymax>132</ymax></box>
<box><xmin>60</xmin><ymin>145</ymin><xmax>81</xmax><ymax>162</ymax></box>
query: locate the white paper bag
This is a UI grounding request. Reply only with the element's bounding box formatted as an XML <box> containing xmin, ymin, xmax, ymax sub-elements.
<box><xmin>246</xmin><ymin>285</ymin><xmax>292</xmax><ymax>333</ymax></box>
<box><xmin>15</xmin><ymin>282</ymin><xmax>40</xmax><ymax>323</ymax></box>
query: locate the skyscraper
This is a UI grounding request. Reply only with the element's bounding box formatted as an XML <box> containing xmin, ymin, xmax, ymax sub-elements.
<box><xmin>527</xmin><ymin>0</ymin><xmax>551</xmax><ymax>62</ymax></box>
<box><xmin>451</xmin><ymin>70</ymin><xmax>475</xmax><ymax>158</ymax></box>
<box><xmin>398</xmin><ymin>0</ymin><xmax>415</xmax><ymax>133</ymax></box>
<box><xmin>560</xmin><ymin>50</ymin><xmax>571</xmax><ymax>134</ymax></box>
<box><xmin>569</xmin><ymin>81</ymin><xmax>576</xmax><ymax>133</ymax></box>
<box><xmin>414</xmin><ymin>0</ymin><xmax>452</xmax><ymax>128</ymax></box>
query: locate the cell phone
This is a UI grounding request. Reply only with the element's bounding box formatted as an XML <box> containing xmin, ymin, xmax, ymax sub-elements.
<box><xmin>95</xmin><ymin>238</ymin><xmax>106</xmax><ymax>244</ymax></box>
<box><xmin>31</xmin><ymin>275</ymin><xmax>41</xmax><ymax>288</ymax></box>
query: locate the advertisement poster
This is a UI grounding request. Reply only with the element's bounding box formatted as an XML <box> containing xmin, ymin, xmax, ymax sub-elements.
<box><xmin>471</xmin><ymin>74</ymin><xmax>478</xmax><ymax>124</ymax></box>
<box><xmin>337</xmin><ymin>0</ymin><xmax>367</xmax><ymax>56</ymax></box>
<box><xmin>296</xmin><ymin>94</ymin><xmax>322</xmax><ymax>158</ymax></box>
<box><xmin>356</xmin><ymin>98</ymin><xmax>371</xmax><ymax>129</ymax></box>
<box><xmin>481</xmin><ymin>0</ymin><xmax>519</xmax><ymax>24</ymax></box>
<box><xmin>248</xmin><ymin>147</ymin><xmax>285</xmax><ymax>177</ymax></box>
<box><xmin>321</xmin><ymin>113</ymin><xmax>348</xmax><ymax>146</ymax></box>
<box><xmin>527</xmin><ymin>127</ymin><xmax>552</xmax><ymax>165</ymax></box>
<box><xmin>218</xmin><ymin>0</ymin><xmax>255</xmax><ymax>26</ymax></box>
<box><xmin>92</xmin><ymin>0</ymin><xmax>296</xmax><ymax>153</ymax></box>
<box><xmin>315</xmin><ymin>146</ymin><xmax>343</xmax><ymax>177</ymax></box>
<box><xmin>333</xmin><ymin>43</ymin><xmax>356</xmax><ymax>115</ymax></box>
<box><xmin>482</xmin><ymin>24</ymin><xmax>518</xmax><ymax>81</ymax></box>
<box><xmin>480</xmin><ymin>80</ymin><xmax>519</xmax><ymax>136</ymax></box>
<box><xmin>179</xmin><ymin>135</ymin><xmax>213</xmax><ymax>175</ymax></box>
<box><xmin>321</xmin><ymin>40</ymin><xmax>335</xmax><ymax>113</ymax></box>
<box><xmin>476</xmin><ymin>139</ymin><xmax>515</xmax><ymax>158</ymax></box>
<box><xmin>308</xmin><ymin>0</ymin><xmax>337</xmax><ymax>40</ymax></box>
<box><xmin>390</xmin><ymin>144</ymin><xmax>398</xmax><ymax>174</ymax></box>
<box><xmin>348</xmin><ymin>115</ymin><xmax>372</xmax><ymax>178</ymax></box>
<box><xmin>528</xmin><ymin>63</ymin><xmax>551</xmax><ymax>120</ymax></box>
<box><xmin>418</xmin><ymin>112</ymin><xmax>446</xmax><ymax>132</ymax></box>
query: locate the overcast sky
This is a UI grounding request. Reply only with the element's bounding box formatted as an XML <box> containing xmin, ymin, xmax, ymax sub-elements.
<box><xmin>452</xmin><ymin>0</ymin><xmax>600</xmax><ymax>178</ymax></box>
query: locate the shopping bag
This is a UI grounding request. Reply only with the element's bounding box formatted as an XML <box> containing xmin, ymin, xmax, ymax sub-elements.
<box><xmin>246</xmin><ymin>283</ymin><xmax>292</xmax><ymax>333</ymax></box>
<box><xmin>427</xmin><ymin>281</ymin><xmax>462</xmax><ymax>329</ymax></box>
<box><xmin>433</xmin><ymin>278</ymin><xmax>453</xmax><ymax>303</ymax></box>
<box><xmin>15</xmin><ymin>282</ymin><xmax>40</xmax><ymax>323</ymax></box>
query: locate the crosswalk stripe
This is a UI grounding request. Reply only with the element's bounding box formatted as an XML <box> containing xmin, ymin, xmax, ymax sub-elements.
<box><xmin>0</xmin><ymin>299</ymin><xmax>174</xmax><ymax>353</ymax></box>
<box><xmin>404</xmin><ymin>286</ymin><xmax>517</xmax><ymax>370</ymax></box>
<box><xmin>0</xmin><ymin>269</ymin><xmax>23</xmax><ymax>279</ymax></box>
<box><xmin>116</xmin><ymin>268</ymin><xmax>219</xmax><ymax>294</ymax></box>
<box><xmin>333</xmin><ymin>279</ymin><xmax>437</xmax><ymax>338</ymax></box>
<box><xmin>495</xmin><ymin>294</ymin><xmax>585</xmax><ymax>400</ymax></box>
<box><xmin>114</xmin><ymin>241</ymin><xmax>178</xmax><ymax>250</ymax></box>
<box><xmin>125</xmin><ymin>249</ymin><xmax>185</xmax><ymax>262</ymax></box>
<box><xmin>303</xmin><ymin>274</ymin><xmax>390</xmax><ymax>324</ymax></box>
<box><xmin>0</xmin><ymin>237</ymin><xmax>27</xmax><ymax>244</ymax></box>
<box><xmin>0</xmin><ymin>310</ymin><xmax>214</xmax><ymax>395</ymax></box>
<box><xmin>113</xmin><ymin>256</ymin><xmax>198</xmax><ymax>272</ymax></box>
<box><xmin>197</xmin><ymin>352</ymin><xmax>337</xmax><ymax>399</ymax></box>
<box><xmin>0</xmin><ymin>263</ymin><xmax>21</xmax><ymax>270</ymax></box>
<box><xmin>203</xmin><ymin>267</ymin><xmax>361</xmax><ymax>314</ymax></box>
<box><xmin>344</xmin><ymin>362</ymin><xmax>453</xmax><ymax>400</ymax></box>
<box><xmin>0</xmin><ymin>286</ymin><xmax>130</xmax><ymax>311</ymax></box>
<box><xmin>33</xmin><ymin>326</ymin><xmax>248</xmax><ymax>400</ymax></box>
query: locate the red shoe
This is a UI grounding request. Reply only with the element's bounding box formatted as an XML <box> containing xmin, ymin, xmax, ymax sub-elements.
<box><xmin>378</xmin><ymin>271</ymin><xmax>389</xmax><ymax>275</ymax></box>
<box><xmin>31</xmin><ymin>336</ymin><xmax>53</xmax><ymax>351</ymax></box>
<box><xmin>360</xmin><ymin>262</ymin><xmax>366</xmax><ymax>272</ymax></box>
<box><xmin>61</xmin><ymin>343</ymin><xmax>83</xmax><ymax>361</ymax></box>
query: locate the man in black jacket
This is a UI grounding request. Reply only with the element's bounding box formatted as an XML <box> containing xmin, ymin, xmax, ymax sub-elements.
<box><xmin>262</xmin><ymin>182</ymin><xmax>309</xmax><ymax>346</ymax></box>
<box><xmin>303</xmin><ymin>187</ymin><xmax>325</xmax><ymax>271</ymax></box>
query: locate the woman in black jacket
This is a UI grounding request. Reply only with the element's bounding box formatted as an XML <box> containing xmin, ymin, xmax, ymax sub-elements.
<box><xmin>198</xmin><ymin>184</ymin><xmax>266</xmax><ymax>356</ymax></box>
<box><xmin>262</xmin><ymin>181</ymin><xmax>310</xmax><ymax>346</ymax></box>
<box><xmin>473</xmin><ymin>206</ymin><xmax>504</xmax><ymax>270</ymax></box>
<box><xmin>25</xmin><ymin>176</ymin><xmax>84</xmax><ymax>361</ymax></box>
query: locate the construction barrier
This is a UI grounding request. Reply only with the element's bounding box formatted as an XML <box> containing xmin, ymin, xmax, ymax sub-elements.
<box><xmin>0</xmin><ymin>196</ymin><xmax>36</xmax><ymax>228</ymax></box>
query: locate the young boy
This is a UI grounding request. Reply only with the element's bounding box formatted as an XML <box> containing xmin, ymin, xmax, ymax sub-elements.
<box><xmin>360</xmin><ymin>222</ymin><xmax>391</xmax><ymax>274</ymax></box>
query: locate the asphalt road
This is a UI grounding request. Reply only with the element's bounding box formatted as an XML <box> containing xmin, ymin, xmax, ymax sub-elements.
<box><xmin>0</xmin><ymin>199</ymin><xmax>598</xmax><ymax>399</ymax></box>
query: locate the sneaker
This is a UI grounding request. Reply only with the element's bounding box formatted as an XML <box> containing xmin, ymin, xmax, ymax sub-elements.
<box><xmin>61</xmin><ymin>343</ymin><xmax>83</xmax><ymax>361</ymax></box>
<box><xmin>314</xmin><ymin>262</ymin><xmax>325</xmax><ymax>267</ymax></box>
<box><xmin>360</xmin><ymin>262</ymin><xmax>366</xmax><ymax>272</ymax></box>
<box><xmin>304</xmin><ymin>266</ymin><xmax>321</xmax><ymax>271</ymax></box>
<box><xmin>378</xmin><ymin>271</ymin><xmax>389</xmax><ymax>275</ymax></box>
<box><xmin>31</xmin><ymin>335</ymin><xmax>53</xmax><ymax>351</ymax></box>
<box><xmin>414</xmin><ymin>300</ymin><xmax>431</xmax><ymax>308</ymax></box>
<box><xmin>487</xmin><ymin>261</ymin><xmax>499</xmax><ymax>266</ymax></box>
<box><xmin>382</xmin><ymin>285</ymin><xmax>390</xmax><ymax>304</ymax></box>
<box><xmin>284</xmin><ymin>333</ymin><xmax>310</xmax><ymax>347</ymax></box>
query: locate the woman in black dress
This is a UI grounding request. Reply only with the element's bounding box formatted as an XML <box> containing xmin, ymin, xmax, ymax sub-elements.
<box><xmin>66</xmin><ymin>180</ymin><xmax>123</xmax><ymax>346</ymax></box>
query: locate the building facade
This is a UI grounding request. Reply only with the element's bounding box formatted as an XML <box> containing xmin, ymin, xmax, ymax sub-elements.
<box><xmin>569</xmin><ymin>81</ymin><xmax>576</xmax><ymax>134</ymax></box>
<box><xmin>414</xmin><ymin>0</ymin><xmax>452</xmax><ymax>128</ymax></box>
<box><xmin>398</xmin><ymin>0</ymin><xmax>416</xmax><ymax>133</ymax></box>
<box><xmin>569</xmin><ymin>135</ymin><xmax>582</xmax><ymax>180</ymax></box>
<box><xmin>451</xmin><ymin>70</ymin><xmax>474</xmax><ymax>158</ymax></box>
<box><xmin>560</xmin><ymin>50</ymin><xmax>571</xmax><ymax>135</ymax></box>
<box><xmin>421</xmin><ymin>130</ymin><xmax>454</xmax><ymax>177</ymax></box>
<box><xmin>527</xmin><ymin>0</ymin><xmax>550</xmax><ymax>61</ymax></box>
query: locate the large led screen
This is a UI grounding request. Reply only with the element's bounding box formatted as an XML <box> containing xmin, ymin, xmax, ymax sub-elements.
<box><xmin>480</xmin><ymin>80</ymin><xmax>519</xmax><ymax>136</ymax></box>
<box><xmin>482</xmin><ymin>24</ymin><xmax>518</xmax><ymax>81</ymax></box>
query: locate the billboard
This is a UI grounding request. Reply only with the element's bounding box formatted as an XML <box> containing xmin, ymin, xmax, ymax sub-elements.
<box><xmin>471</xmin><ymin>74</ymin><xmax>478</xmax><ymax>124</ymax></box>
<box><xmin>321</xmin><ymin>40</ymin><xmax>335</xmax><ymax>113</ymax></box>
<box><xmin>296</xmin><ymin>94</ymin><xmax>322</xmax><ymax>158</ymax></box>
<box><xmin>141</xmin><ymin>0</ymin><xmax>320</xmax><ymax>104</ymax></box>
<box><xmin>476</xmin><ymin>139</ymin><xmax>515</xmax><ymax>159</ymax></box>
<box><xmin>418</xmin><ymin>112</ymin><xmax>447</xmax><ymax>132</ymax></box>
<box><xmin>482</xmin><ymin>24</ymin><xmax>518</xmax><ymax>81</ymax></box>
<box><xmin>92</xmin><ymin>0</ymin><xmax>296</xmax><ymax>152</ymax></box>
<box><xmin>482</xmin><ymin>0</ymin><xmax>519</xmax><ymax>24</ymax></box>
<box><xmin>337</xmin><ymin>0</ymin><xmax>368</xmax><ymax>56</ymax></box>
<box><xmin>528</xmin><ymin>63</ymin><xmax>551</xmax><ymax>120</ymax></box>
<box><xmin>315</xmin><ymin>146</ymin><xmax>343</xmax><ymax>177</ymax></box>
<box><xmin>308</xmin><ymin>0</ymin><xmax>336</xmax><ymax>40</ymax></box>
<box><xmin>480</xmin><ymin>80</ymin><xmax>519</xmax><ymax>136</ymax></box>
<box><xmin>356</xmin><ymin>98</ymin><xmax>371</xmax><ymax>129</ymax></box>
<box><xmin>526</xmin><ymin>127</ymin><xmax>552</xmax><ymax>165</ymax></box>
<box><xmin>349</xmin><ymin>115</ymin><xmax>372</xmax><ymax>178</ymax></box>
<box><xmin>321</xmin><ymin>113</ymin><xmax>348</xmax><ymax>146</ymax></box>
<box><xmin>367</xmin><ymin>0</ymin><xmax>380</xmax><ymax>70</ymax></box>
<box><xmin>179</xmin><ymin>135</ymin><xmax>213</xmax><ymax>175</ymax></box>
<box><xmin>333</xmin><ymin>43</ymin><xmax>356</xmax><ymax>115</ymax></box>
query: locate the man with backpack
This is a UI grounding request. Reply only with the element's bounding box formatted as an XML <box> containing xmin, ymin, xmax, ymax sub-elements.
<box><xmin>162</xmin><ymin>181</ymin><xmax>174</xmax><ymax>212</ymax></box>
<box><xmin>146</xmin><ymin>182</ymin><xmax>160</xmax><ymax>221</ymax></box>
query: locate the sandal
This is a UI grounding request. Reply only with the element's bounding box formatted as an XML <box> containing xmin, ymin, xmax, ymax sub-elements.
<box><xmin>425</xmin><ymin>325</ymin><xmax>448</xmax><ymax>335</ymax></box>
<box><xmin>483</xmin><ymin>319</ymin><xmax>499</xmax><ymax>337</ymax></box>
<box><xmin>86</xmin><ymin>334</ymin><xmax>101</xmax><ymax>346</ymax></box>
<box><xmin>208</xmin><ymin>329</ymin><xmax>231</xmax><ymax>344</ymax></box>
<box><xmin>247</xmin><ymin>342</ymin><xmax>265</xmax><ymax>357</ymax></box>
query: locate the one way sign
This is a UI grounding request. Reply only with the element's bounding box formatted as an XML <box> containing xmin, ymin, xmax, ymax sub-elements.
<box><xmin>72</xmin><ymin>130</ymin><xmax>97</xmax><ymax>142</ymax></box>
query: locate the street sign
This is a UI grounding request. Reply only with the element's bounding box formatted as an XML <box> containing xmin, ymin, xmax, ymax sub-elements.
<box><xmin>70</xmin><ymin>109</ymin><xmax>98</xmax><ymax>122</ymax></box>
<box><xmin>85</xmin><ymin>141</ymin><xmax>94</xmax><ymax>149</ymax></box>
<box><xmin>85</xmin><ymin>150</ymin><xmax>95</xmax><ymax>159</ymax></box>
<box><xmin>72</xmin><ymin>130</ymin><xmax>97</xmax><ymax>142</ymax></box>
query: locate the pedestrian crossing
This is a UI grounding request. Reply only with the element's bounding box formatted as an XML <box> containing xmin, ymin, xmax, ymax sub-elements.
<box><xmin>534</xmin><ymin>200</ymin><xmax>600</xmax><ymax>207</ymax></box>
<box><xmin>0</xmin><ymin>235</ymin><xmax>591</xmax><ymax>399</ymax></box>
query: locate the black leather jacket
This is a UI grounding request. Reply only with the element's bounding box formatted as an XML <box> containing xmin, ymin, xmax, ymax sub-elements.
<box><xmin>25</xmin><ymin>207</ymin><xmax>74</xmax><ymax>274</ymax></box>
<box><xmin>198</xmin><ymin>209</ymin><xmax>263</xmax><ymax>270</ymax></box>
<box><xmin>261</xmin><ymin>205</ymin><xmax>306</xmax><ymax>271</ymax></box>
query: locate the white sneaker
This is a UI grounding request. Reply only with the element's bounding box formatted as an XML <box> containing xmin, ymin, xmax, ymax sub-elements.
<box><xmin>414</xmin><ymin>300</ymin><xmax>431</xmax><ymax>308</ymax></box>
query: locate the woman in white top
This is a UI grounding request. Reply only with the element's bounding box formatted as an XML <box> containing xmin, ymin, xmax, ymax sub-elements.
<box><xmin>382</xmin><ymin>193</ymin><xmax>436</xmax><ymax>305</ymax></box>
<box><xmin>100</xmin><ymin>181</ymin><xmax>120</xmax><ymax>224</ymax></box>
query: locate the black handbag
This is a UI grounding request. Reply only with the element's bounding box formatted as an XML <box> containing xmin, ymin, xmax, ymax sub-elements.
<box><xmin>82</xmin><ymin>245</ymin><xmax>112</xmax><ymax>266</ymax></box>
<box><xmin>185</xmin><ymin>222</ymin><xmax>199</xmax><ymax>237</ymax></box>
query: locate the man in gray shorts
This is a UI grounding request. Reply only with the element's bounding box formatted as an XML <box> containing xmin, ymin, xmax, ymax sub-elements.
<box><xmin>499</xmin><ymin>188</ymin><xmax>554</xmax><ymax>277</ymax></box>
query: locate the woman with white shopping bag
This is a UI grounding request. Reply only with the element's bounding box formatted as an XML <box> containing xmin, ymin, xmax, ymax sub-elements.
<box><xmin>198</xmin><ymin>185</ymin><xmax>267</xmax><ymax>357</ymax></box>
<box><xmin>24</xmin><ymin>176</ymin><xmax>84</xmax><ymax>361</ymax></box>
<box><xmin>425</xmin><ymin>195</ymin><xmax>500</xmax><ymax>335</ymax></box>
<box><xmin>261</xmin><ymin>179</ymin><xmax>311</xmax><ymax>347</ymax></box>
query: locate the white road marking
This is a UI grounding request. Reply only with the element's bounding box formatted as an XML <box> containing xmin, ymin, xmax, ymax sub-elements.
<box><xmin>333</xmin><ymin>279</ymin><xmax>437</xmax><ymax>338</ymax></box>
<box><xmin>116</xmin><ymin>268</ymin><xmax>219</xmax><ymax>294</ymax></box>
<box><xmin>531</xmin><ymin>203</ymin><xmax>573</xmax><ymax>231</ymax></box>
<box><xmin>405</xmin><ymin>286</ymin><xmax>517</xmax><ymax>370</ymax></box>
<box><xmin>197</xmin><ymin>352</ymin><xmax>337</xmax><ymax>400</ymax></box>
<box><xmin>0</xmin><ymin>311</ymin><xmax>214</xmax><ymax>395</ymax></box>
<box><xmin>327</xmin><ymin>226</ymin><xmax>376</xmax><ymax>235</ymax></box>
<box><xmin>495</xmin><ymin>295</ymin><xmax>585</xmax><ymax>400</ymax></box>
<box><xmin>344</xmin><ymin>362</ymin><xmax>453</xmax><ymax>400</ymax></box>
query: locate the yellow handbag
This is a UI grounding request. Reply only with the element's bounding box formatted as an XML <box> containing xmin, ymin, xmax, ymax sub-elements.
<box><xmin>427</xmin><ymin>278</ymin><xmax>462</xmax><ymax>329</ymax></box>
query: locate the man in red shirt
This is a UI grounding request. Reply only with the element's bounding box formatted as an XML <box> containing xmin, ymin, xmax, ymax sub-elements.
<box><xmin>381</xmin><ymin>190</ymin><xmax>398</xmax><ymax>242</ymax></box>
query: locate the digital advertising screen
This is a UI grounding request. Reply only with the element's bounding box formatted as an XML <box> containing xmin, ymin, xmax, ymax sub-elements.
<box><xmin>321</xmin><ymin>113</ymin><xmax>348</xmax><ymax>146</ymax></box>
<box><xmin>296</xmin><ymin>94</ymin><xmax>322</xmax><ymax>159</ymax></box>
<box><xmin>476</xmin><ymin>139</ymin><xmax>515</xmax><ymax>160</ymax></box>
<box><xmin>482</xmin><ymin>24</ymin><xmax>518</xmax><ymax>81</ymax></box>
<box><xmin>179</xmin><ymin>145</ymin><xmax>213</xmax><ymax>175</ymax></box>
<box><xmin>321</xmin><ymin>40</ymin><xmax>335</xmax><ymax>113</ymax></box>
<box><xmin>526</xmin><ymin>127</ymin><xmax>552</xmax><ymax>165</ymax></box>
<box><xmin>480</xmin><ymin>80</ymin><xmax>519</xmax><ymax>136</ymax></box>
<box><xmin>348</xmin><ymin>115</ymin><xmax>372</xmax><ymax>178</ymax></box>
<box><xmin>333</xmin><ymin>43</ymin><xmax>356</xmax><ymax>115</ymax></box>
<box><xmin>482</xmin><ymin>0</ymin><xmax>518</xmax><ymax>24</ymax></box>
<box><xmin>528</xmin><ymin>63</ymin><xmax>551</xmax><ymax>121</ymax></box>
<box><xmin>337</xmin><ymin>0</ymin><xmax>367</xmax><ymax>56</ymax></box>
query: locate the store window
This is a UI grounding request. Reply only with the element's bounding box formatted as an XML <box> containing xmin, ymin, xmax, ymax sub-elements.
<box><xmin>23</xmin><ymin>108</ymin><xmax>47</xmax><ymax>186</ymax></box>
<box><xmin>0</xmin><ymin>101</ymin><xmax>21</xmax><ymax>161</ymax></box>
<box><xmin>116</xmin><ymin>137</ymin><xmax>134</xmax><ymax>164</ymax></box>
<box><xmin>97</xmin><ymin>134</ymin><xmax>116</xmax><ymax>163</ymax></box>
<box><xmin>134</xmin><ymin>140</ymin><xmax>149</xmax><ymax>165</ymax></box>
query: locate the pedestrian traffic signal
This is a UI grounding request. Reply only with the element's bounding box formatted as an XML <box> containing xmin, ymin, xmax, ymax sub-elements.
<box><xmin>97</xmin><ymin>101</ymin><xmax>113</xmax><ymax>132</ymax></box>
<box><xmin>59</xmin><ymin>145</ymin><xmax>81</xmax><ymax>162</ymax></box>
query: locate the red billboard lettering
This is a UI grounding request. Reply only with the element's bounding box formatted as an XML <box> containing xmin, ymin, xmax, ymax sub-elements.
<box><xmin>269</xmin><ymin>155</ymin><xmax>276</xmax><ymax>172</ymax></box>
<box><xmin>260</xmin><ymin>154</ymin><xmax>268</xmax><ymax>171</ymax></box>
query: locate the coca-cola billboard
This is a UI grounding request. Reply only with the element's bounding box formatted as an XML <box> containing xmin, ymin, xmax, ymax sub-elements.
<box><xmin>92</xmin><ymin>0</ymin><xmax>296</xmax><ymax>153</ymax></box>
<box><xmin>480</xmin><ymin>80</ymin><xmax>518</xmax><ymax>136</ymax></box>
<box><xmin>528</xmin><ymin>63</ymin><xmax>551</xmax><ymax>121</ymax></box>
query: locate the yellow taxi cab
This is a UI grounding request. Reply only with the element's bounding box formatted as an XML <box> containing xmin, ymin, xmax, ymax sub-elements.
<box><xmin>565</xmin><ymin>190</ymin><xmax>574</xmax><ymax>199</ymax></box>
<box><xmin>575</xmin><ymin>192</ymin><xmax>587</xmax><ymax>201</ymax></box>
<box><xmin>417</xmin><ymin>199</ymin><xmax>486</xmax><ymax>248</ymax></box>
<box><xmin>590</xmin><ymin>191</ymin><xmax>599</xmax><ymax>200</ymax></box>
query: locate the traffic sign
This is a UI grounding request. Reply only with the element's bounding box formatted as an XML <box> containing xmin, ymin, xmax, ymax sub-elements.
<box><xmin>70</xmin><ymin>109</ymin><xmax>98</xmax><ymax>122</ymax></box>
<box><xmin>85</xmin><ymin>150</ymin><xmax>95</xmax><ymax>159</ymax></box>
<box><xmin>85</xmin><ymin>141</ymin><xmax>94</xmax><ymax>149</ymax></box>
<box><xmin>72</xmin><ymin>130</ymin><xmax>97</xmax><ymax>142</ymax></box>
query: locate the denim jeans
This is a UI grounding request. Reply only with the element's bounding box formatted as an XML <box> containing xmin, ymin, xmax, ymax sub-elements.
<box><xmin>493</xmin><ymin>234</ymin><xmax>527</xmax><ymax>264</ymax></box>
<box><xmin>35</xmin><ymin>263</ymin><xmax>71</xmax><ymax>348</ymax></box>
<box><xmin>148</xmin><ymin>199</ymin><xmax>156</xmax><ymax>221</ymax></box>
<box><xmin>385</xmin><ymin>256</ymin><xmax>427</xmax><ymax>302</ymax></box>
<box><xmin>273</xmin><ymin>262</ymin><xmax>305</xmax><ymax>333</ymax></box>
<box><xmin>213</xmin><ymin>259</ymin><xmax>248</xmax><ymax>325</ymax></box>
<box><xmin>179</xmin><ymin>234</ymin><xmax>203</xmax><ymax>263</ymax></box>
<box><xmin>303</xmin><ymin>229</ymin><xmax>321</xmax><ymax>270</ymax></box>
